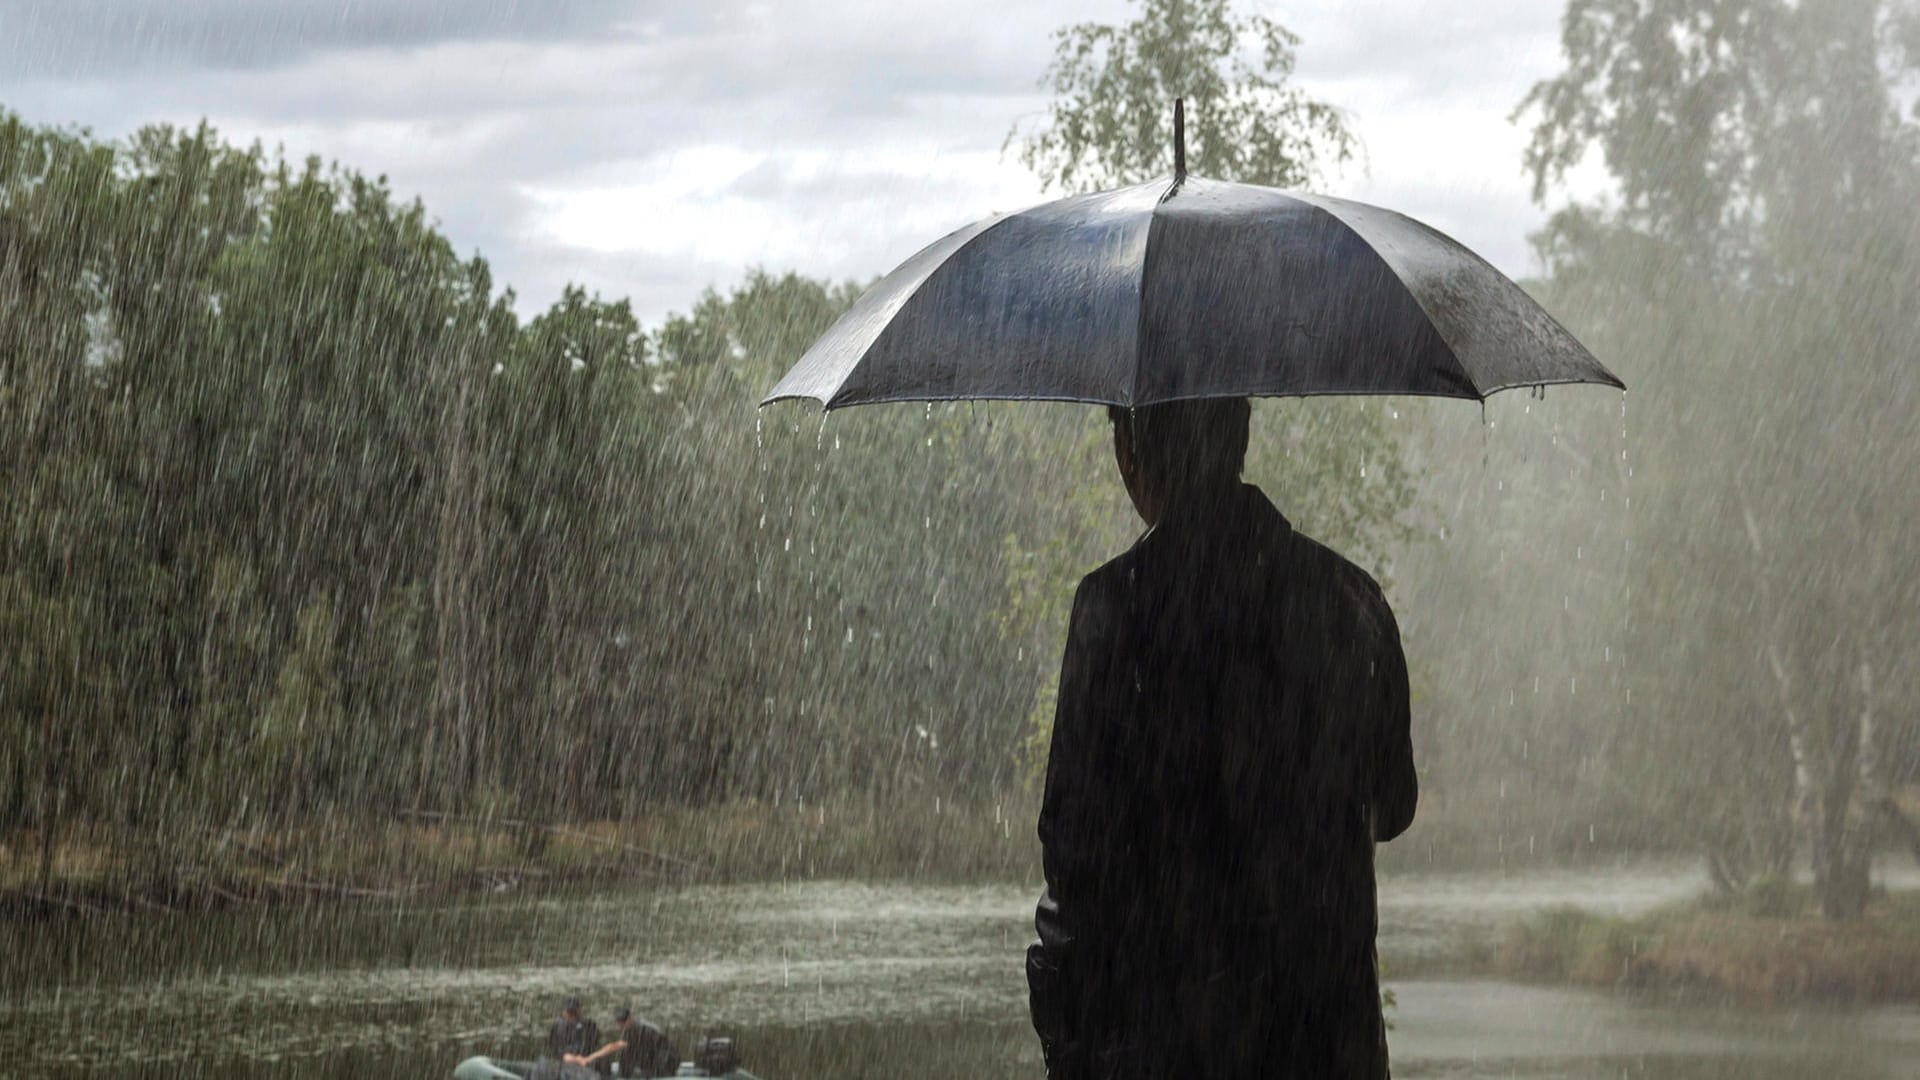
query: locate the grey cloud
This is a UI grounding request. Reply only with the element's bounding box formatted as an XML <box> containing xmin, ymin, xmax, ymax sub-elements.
<box><xmin>509</xmin><ymin>242</ymin><xmax>746</xmax><ymax>323</ymax></box>
<box><xmin>0</xmin><ymin>0</ymin><xmax>644</xmax><ymax>78</ymax></box>
<box><xmin>1290</xmin><ymin>1</ymin><xmax>1564</xmax><ymax>111</ymax></box>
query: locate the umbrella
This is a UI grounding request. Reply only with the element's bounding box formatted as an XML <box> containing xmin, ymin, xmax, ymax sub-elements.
<box><xmin>764</xmin><ymin>102</ymin><xmax>1621</xmax><ymax>409</ymax></box>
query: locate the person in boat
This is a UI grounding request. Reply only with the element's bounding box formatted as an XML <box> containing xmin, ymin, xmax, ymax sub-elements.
<box><xmin>546</xmin><ymin>996</ymin><xmax>601</xmax><ymax>1061</ymax></box>
<box><xmin>1026</xmin><ymin>398</ymin><xmax>1419</xmax><ymax>1079</ymax></box>
<box><xmin>566</xmin><ymin>1006</ymin><xmax>678</xmax><ymax>1077</ymax></box>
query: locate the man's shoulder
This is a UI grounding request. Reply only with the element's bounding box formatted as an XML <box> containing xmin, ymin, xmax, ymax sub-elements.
<box><xmin>1079</xmin><ymin>544</ymin><xmax>1138</xmax><ymax>593</ymax></box>
<box><xmin>1288</xmin><ymin>529</ymin><xmax>1384</xmax><ymax>598</ymax></box>
<box><xmin>1078</xmin><ymin>521</ymin><xmax>1383</xmax><ymax>595</ymax></box>
<box><xmin>1288</xmin><ymin>528</ymin><xmax>1399</xmax><ymax>649</ymax></box>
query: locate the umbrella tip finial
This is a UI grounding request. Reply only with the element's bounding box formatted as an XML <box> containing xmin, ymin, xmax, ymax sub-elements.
<box><xmin>1173</xmin><ymin>98</ymin><xmax>1186</xmax><ymax>178</ymax></box>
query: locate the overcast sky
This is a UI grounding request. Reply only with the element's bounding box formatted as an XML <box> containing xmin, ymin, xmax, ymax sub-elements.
<box><xmin>0</xmin><ymin>1</ymin><xmax>1603</xmax><ymax>324</ymax></box>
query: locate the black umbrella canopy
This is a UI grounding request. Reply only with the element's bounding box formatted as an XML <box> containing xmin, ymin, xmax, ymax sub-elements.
<box><xmin>763</xmin><ymin>172</ymin><xmax>1622</xmax><ymax>410</ymax></box>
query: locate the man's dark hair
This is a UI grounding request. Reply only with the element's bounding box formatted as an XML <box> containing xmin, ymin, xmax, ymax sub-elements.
<box><xmin>1107</xmin><ymin>397</ymin><xmax>1252</xmax><ymax>486</ymax></box>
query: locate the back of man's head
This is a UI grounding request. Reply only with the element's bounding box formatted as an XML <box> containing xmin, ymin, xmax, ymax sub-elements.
<box><xmin>1108</xmin><ymin>397</ymin><xmax>1251</xmax><ymax>491</ymax></box>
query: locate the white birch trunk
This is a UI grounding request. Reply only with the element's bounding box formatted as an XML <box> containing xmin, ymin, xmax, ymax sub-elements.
<box><xmin>1766</xmin><ymin>643</ymin><xmax>1817</xmax><ymax>834</ymax></box>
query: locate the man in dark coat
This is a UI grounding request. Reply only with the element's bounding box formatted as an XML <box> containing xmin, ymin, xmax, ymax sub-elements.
<box><xmin>547</xmin><ymin>996</ymin><xmax>600</xmax><ymax>1062</ymax></box>
<box><xmin>1027</xmin><ymin>398</ymin><xmax>1418</xmax><ymax>1079</ymax></box>
<box><xmin>567</xmin><ymin>1006</ymin><xmax>679</xmax><ymax>1077</ymax></box>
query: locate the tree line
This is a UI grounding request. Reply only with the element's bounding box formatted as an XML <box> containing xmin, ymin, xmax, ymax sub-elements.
<box><xmin>0</xmin><ymin>116</ymin><xmax>1075</xmax><ymax>861</ymax></box>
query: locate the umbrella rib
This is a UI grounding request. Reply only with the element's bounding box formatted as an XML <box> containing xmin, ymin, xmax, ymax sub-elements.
<box><xmin>1287</xmin><ymin>193</ymin><xmax>1482</xmax><ymax>400</ymax></box>
<box><xmin>1125</xmin><ymin>175</ymin><xmax>1185</xmax><ymax>407</ymax></box>
<box><xmin>815</xmin><ymin>209</ymin><xmax>1030</xmax><ymax>408</ymax></box>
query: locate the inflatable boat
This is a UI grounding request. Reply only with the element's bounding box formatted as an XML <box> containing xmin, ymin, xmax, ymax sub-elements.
<box><xmin>453</xmin><ymin>1035</ymin><xmax>759</xmax><ymax>1080</ymax></box>
<box><xmin>452</xmin><ymin>1058</ymin><xmax>761</xmax><ymax>1080</ymax></box>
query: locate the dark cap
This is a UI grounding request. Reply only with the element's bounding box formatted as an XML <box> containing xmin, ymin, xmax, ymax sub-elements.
<box><xmin>613</xmin><ymin>1006</ymin><xmax>631</xmax><ymax>1022</ymax></box>
<box><xmin>562</xmin><ymin>996</ymin><xmax>581</xmax><ymax>1013</ymax></box>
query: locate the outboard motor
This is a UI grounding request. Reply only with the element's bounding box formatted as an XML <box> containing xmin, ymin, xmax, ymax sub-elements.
<box><xmin>675</xmin><ymin>1034</ymin><xmax>739</xmax><ymax>1076</ymax></box>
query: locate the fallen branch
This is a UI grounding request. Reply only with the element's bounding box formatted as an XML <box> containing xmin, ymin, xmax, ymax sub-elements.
<box><xmin>0</xmin><ymin>886</ymin><xmax>113</xmax><ymax>919</ymax></box>
<box><xmin>121</xmin><ymin>891</ymin><xmax>179</xmax><ymax>915</ymax></box>
<box><xmin>395</xmin><ymin>809</ymin><xmax>708</xmax><ymax>876</ymax></box>
<box><xmin>268</xmin><ymin>878</ymin><xmax>417</xmax><ymax>900</ymax></box>
<box><xmin>202</xmin><ymin>884</ymin><xmax>260</xmax><ymax>909</ymax></box>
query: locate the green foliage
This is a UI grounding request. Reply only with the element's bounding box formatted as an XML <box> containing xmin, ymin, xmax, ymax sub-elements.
<box><xmin>253</xmin><ymin>596</ymin><xmax>347</xmax><ymax>817</ymax></box>
<box><xmin>1521</xmin><ymin>0</ymin><xmax>1920</xmax><ymax>909</ymax></box>
<box><xmin>652</xmin><ymin>271</ymin><xmax>1057</xmax><ymax>803</ymax></box>
<box><xmin>1011</xmin><ymin>0</ymin><xmax>1357</xmax><ymax>191</ymax></box>
<box><xmin>0</xmin><ymin>110</ymin><xmax>698</xmax><ymax>842</ymax></box>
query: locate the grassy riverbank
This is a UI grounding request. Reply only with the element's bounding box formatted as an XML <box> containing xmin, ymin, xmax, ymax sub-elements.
<box><xmin>0</xmin><ymin>796</ymin><xmax>1041</xmax><ymax>919</ymax></box>
<box><xmin>1489</xmin><ymin>887</ymin><xmax>1920</xmax><ymax>1004</ymax></box>
<box><xmin>5</xmin><ymin>783</ymin><xmax>1697</xmax><ymax>922</ymax></box>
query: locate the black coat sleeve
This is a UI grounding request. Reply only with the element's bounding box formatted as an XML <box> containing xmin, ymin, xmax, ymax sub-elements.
<box><xmin>1365</xmin><ymin>587</ymin><xmax>1418</xmax><ymax>842</ymax></box>
<box><xmin>1028</xmin><ymin>575</ymin><xmax>1116</xmax><ymax>1079</ymax></box>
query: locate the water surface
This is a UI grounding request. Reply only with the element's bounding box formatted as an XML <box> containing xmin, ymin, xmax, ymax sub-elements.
<box><xmin>4</xmin><ymin>861</ymin><xmax>1916</xmax><ymax>1078</ymax></box>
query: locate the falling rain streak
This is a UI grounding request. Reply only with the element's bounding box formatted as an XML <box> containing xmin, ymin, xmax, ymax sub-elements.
<box><xmin>4</xmin><ymin>1</ymin><xmax>1919</xmax><ymax>1078</ymax></box>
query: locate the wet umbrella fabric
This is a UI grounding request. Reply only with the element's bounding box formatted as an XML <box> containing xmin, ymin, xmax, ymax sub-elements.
<box><xmin>762</xmin><ymin>175</ymin><xmax>1622</xmax><ymax>409</ymax></box>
